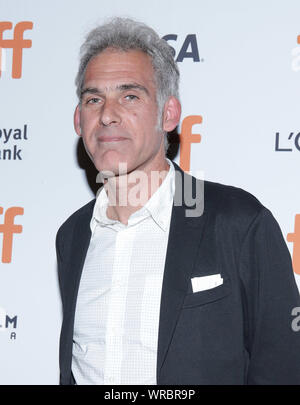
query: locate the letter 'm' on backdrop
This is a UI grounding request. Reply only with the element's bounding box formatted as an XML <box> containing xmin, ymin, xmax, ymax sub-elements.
<box><xmin>1</xmin><ymin>0</ymin><xmax>299</xmax><ymax>384</ymax></box>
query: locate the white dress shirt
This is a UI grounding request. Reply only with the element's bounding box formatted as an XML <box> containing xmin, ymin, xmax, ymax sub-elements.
<box><xmin>72</xmin><ymin>160</ymin><xmax>175</xmax><ymax>385</ymax></box>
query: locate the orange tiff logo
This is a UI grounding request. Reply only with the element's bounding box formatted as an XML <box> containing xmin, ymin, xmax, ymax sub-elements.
<box><xmin>179</xmin><ymin>115</ymin><xmax>202</xmax><ymax>171</ymax></box>
<box><xmin>0</xmin><ymin>21</ymin><xmax>33</xmax><ymax>78</ymax></box>
<box><xmin>0</xmin><ymin>207</ymin><xmax>24</xmax><ymax>263</ymax></box>
<box><xmin>287</xmin><ymin>214</ymin><xmax>300</xmax><ymax>275</ymax></box>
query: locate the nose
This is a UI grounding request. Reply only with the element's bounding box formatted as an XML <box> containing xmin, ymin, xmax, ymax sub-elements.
<box><xmin>100</xmin><ymin>99</ymin><xmax>121</xmax><ymax>127</ymax></box>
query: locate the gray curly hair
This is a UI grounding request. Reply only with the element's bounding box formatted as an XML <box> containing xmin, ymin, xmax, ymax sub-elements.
<box><xmin>75</xmin><ymin>17</ymin><xmax>180</xmax><ymax>150</ymax></box>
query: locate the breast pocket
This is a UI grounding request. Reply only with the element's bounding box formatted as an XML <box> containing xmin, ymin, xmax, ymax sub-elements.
<box><xmin>182</xmin><ymin>277</ymin><xmax>231</xmax><ymax>309</ymax></box>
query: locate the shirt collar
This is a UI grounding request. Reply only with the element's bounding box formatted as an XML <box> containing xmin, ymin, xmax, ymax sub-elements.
<box><xmin>90</xmin><ymin>159</ymin><xmax>175</xmax><ymax>233</ymax></box>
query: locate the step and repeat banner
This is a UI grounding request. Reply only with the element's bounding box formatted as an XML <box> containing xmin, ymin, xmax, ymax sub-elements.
<box><xmin>1</xmin><ymin>0</ymin><xmax>299</xmax><ymax>384</ymax></box>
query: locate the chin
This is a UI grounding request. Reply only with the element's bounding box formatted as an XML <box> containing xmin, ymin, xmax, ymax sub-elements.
<box><xmin>94</xmin><ymin>150</ymin><xmax>131</xmax><ymax>173</ymax></box>
<box><xmin>93</xmin><ymin>159</ymin><xmax>130</xmax><ymax>178</ymax></box>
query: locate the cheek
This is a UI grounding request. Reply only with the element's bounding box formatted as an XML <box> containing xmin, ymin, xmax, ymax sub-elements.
<box><xmin>80</xmin><ymin>110</ymin><xmax>98</xmax><ymax>130</ymax></box>
<box><xmin>129</xmin><ymin>109</ymin><xmax>157</xmax><ymax>133</ymax></box>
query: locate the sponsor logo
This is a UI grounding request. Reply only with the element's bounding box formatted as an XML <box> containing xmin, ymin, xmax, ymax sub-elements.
<box><xmin>287</xmin><ymin>214</ymin><xmax>300</xmax><ymax>275</ymax></box>
<box><xmin>275</xmin><ymin>132</ymin><xmax>300</xmax><ymax>152</ymax></box>
<box><xmin>179</xmin><ymin>115</ymin><xmax>202</xmax><ymax>172</ymax></box>
<box><xmin>0</xmin><ymin>307</ymin><xmax>18</xmax><ymax>340</ymax></box>
<box><xmin>0</xmin><ymin>124</ymin><xmax>28</xmax><ymax>160</ymax></box>
<box><xmin>0</xmin><ymin>207</ymin><xmax>24</xmax><ymax>263</ymax></box>
<box><xmin>162</xmin><ymin>34</ymin><xmax>203</xmax><ymax>63</ymax></box>
<box><xmin>0</xmin><ymin>21</ymin><xmax>33</xmax><ymax>78</ymax></box>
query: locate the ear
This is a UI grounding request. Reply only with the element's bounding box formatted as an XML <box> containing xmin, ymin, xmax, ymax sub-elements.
<box><xmin>74</xmin><ymin>104</ymin><xmax>82</xmax><ymax>137</ymax></box>
<box><xmin>162</xmin><ymin>96</ymin><xmax>181</xmax><ymax>133</ymax></box>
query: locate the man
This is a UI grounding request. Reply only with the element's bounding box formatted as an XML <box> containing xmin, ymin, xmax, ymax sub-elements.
<box><xmin>56</xmin><ymin>17</ymin><xmax>300</xmax><ymax>385</ymax></box>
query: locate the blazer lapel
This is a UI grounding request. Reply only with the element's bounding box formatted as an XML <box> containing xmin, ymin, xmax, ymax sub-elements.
<box><xmin>156</xmin><ymin>165</ymin><xmax>207</xmax><ymax>380</ymax></box>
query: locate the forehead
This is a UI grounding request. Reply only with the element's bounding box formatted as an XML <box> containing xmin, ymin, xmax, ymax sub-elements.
<box><xmin>83</xmin><ymin>48</ymin><xmax>156</xmax><ymax>88</ymax></box>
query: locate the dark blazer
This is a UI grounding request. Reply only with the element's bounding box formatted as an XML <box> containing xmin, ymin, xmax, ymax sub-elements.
<box><xmin>56</xmin><ymin>162</ymin><xmax>300</xmax><ymax>385</ymax></box>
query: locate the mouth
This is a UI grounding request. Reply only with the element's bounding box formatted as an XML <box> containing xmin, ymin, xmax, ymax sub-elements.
<box><xmin>98</xmin><ymin>136</ymin><xmax>128</xmax><ymax>143</ymax></box>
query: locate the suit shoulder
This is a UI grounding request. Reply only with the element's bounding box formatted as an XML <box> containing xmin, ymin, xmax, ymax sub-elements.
<box><xmin>201</xmin><ymin>180</ymin><xmax>270</xmax><ymax>246</ymax></box>
<box><xmin>203</xmin><ymin>179</ymin><xmax>264</xmax><ymax>219</ymax></box>
<box><xmin>173</xmin><ymin>161</ymin><xmax>264</xmax><ymax>219</ymax></box>
<box><xmin>57</xmin><ymin>199</ymin><xmax>96</xmax><ymax>237</ymax></box>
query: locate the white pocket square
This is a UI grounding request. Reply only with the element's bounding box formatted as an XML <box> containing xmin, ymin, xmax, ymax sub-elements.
<box><xmin>191</xmin><ymin>274</ymin><xmax>223</xmax><ymax>293</ymax></box>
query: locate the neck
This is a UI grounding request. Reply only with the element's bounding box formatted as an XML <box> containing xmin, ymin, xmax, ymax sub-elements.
<box><xmin>103</xmin><ymin>159</ymin><xmax>170</xmax><ymax>225</ymax></box>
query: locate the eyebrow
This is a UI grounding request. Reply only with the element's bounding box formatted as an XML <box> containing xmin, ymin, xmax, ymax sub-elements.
<box><xmin>80</xmin><ymin>83</ymin><xmax>150</xmax><ymax>98</ymax></box>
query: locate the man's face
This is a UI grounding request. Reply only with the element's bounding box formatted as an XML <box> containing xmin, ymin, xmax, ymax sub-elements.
<box><xmin>74</xmin><ymin>48</ymin><xmax>167</xmax><ymax>176</ymax></box>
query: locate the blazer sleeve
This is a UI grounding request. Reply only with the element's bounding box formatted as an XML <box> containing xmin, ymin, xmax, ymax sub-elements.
<box><xmin>238</xmin><ymin>207</ymin><xmax>300</xmax><ymax>384</ymax></box>
<box><xmin>55</xmin><ymin>228</ymin><xmax>65</xmax><ymax>308</ymax></box>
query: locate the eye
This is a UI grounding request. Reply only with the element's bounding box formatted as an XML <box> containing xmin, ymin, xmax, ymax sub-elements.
<box><xmin>125</xmin><ymin>94</ymin><xmax>139</xmax><ymax>101</ymax></box>
<box><xmin>86</xmin><ymin>97</ymin><xmax>101</xmax><ymax>104</ymax></box>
